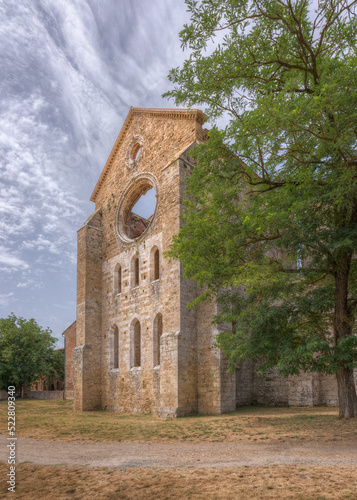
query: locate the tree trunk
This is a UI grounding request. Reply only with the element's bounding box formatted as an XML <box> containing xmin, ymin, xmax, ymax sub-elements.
<box><xmin>334</xmin><ymin>241</ymin><xmax>357</xmax><ymax>418</ymax></box>
<box><xmin>336</xmin><ymin>368</ymin><xmax>357</xmax><ymax>419</ymax></box>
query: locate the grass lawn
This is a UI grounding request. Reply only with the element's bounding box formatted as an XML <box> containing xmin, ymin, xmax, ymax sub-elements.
<box><xmin>1</xmin><ymin>401</ymin><xmax>357</xmax><ymax>499</ymax></box>
<box><xmin>0</xmin><ymin>399</ymin><xmax>356</xmax><ymax>443</ymax></box>
<box><xmin>1</xmin><ymin>462</ymin><xmax>357</xmax><ymax>499</ymax></box>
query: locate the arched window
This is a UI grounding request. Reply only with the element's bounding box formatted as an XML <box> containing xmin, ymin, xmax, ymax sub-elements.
<box><xmin>114</xmin><ymin>264</ymin><xmax>122</xmax><ymax>294</ymax></box>
<box><xmin>113</xmin><ymin>325</ymin><xmax>119</xmax><ymax>369</ymax></box>
<box><xmin>150</xmin><ymin>246</ymin><xmax>160</xmax><ymax>281</ymax></box>
<box><xmin>131</xmin><ymin>319</ymin><xmax>141</xmax><ymax>368</ymax></box>
<box><xmin>153</xmin><ymin>313</ymin><xmax>163</xmax><ymax>367</ymax></box>
<box><xmin>154</xmin><ymin>249</ymin><xmax>160</xmax><ymax>280</ymax></box>
<box><xmin>131</xmin><ymin>255</ymin><xmax>139</xmax><ymax>287</ymax></box>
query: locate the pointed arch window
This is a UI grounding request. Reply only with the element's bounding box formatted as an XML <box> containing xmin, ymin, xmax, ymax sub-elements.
<box><xmin>113</xmin><ymin>325</ymin><xmax>119</xmax><ymax>369</ymax></box>
<box><xmin>131</xmin><ymin>319</ymin><xmax>141</xmax><ymax>368</ymax></box>
<box><xmin>154</xmin><ymin>249</ymin><xmax>160</xmax><ymax>280</ymax></box>
<box><xmin>153</xmin><ymin>313</ymin><xmax>163</xmax><ymax>367</ymax></box>
<box><xmin>150</xmin><ymin>246</ymin><xmax>160</xmax><ymax>282</ymax></box>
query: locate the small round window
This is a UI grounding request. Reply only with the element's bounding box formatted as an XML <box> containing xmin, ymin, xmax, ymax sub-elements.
<box><xmin>115</xmin><ymin>173</ymin><xmax>159</xmax><ymax>244</ymax></box>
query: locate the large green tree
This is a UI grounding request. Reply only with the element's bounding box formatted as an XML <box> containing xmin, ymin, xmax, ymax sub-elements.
<box><xmin>0</xmin><ymin>314</ymin><xmax>59</xmax><ymax>395</ymax></box>
<box><xmin>44</xmin><ymin>348</ymin><xmax>65</xmax><ymax>389</ymax></box>
<box><xmin>165</xmin><ymin>0</ymin><xmax>357</xmax><ymax>418</ymax></box>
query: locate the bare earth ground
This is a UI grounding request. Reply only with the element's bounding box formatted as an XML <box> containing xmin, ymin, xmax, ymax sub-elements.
<box><xmin>1</xmin><ymin>401</ymin><xmax>357</xmax><ymax>499</ymax></box>
<box><xmin>1</xmin><ymin>434</ymin><xmax>357</xmax><ymax>469</ymax></box>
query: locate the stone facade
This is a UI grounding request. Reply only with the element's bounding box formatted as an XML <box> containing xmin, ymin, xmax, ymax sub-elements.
<box><xmin>74</xmin><ymin>107</ymin><xmax>235</xmax><ymax>416</ymax></box>
<box><xmin>235</xmin><ymin>360</ymin><xmax>351</xmax><ymax>407</ymax></box>
<box><xmin>62</xmin><ymin>321</ymin><xmax>76</xmax><ymax>400</ymax></box>
<box><xmin>74</xmin><ymin>106</ymin><xmax>351</xmax><ymax>416</ymax></box>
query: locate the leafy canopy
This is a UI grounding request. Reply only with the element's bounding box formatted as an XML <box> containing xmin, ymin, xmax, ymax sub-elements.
<box><xmin>165</xmin><ymin>0</ymin><xmax>357</xmax><ymax>376</ymax></box>
<box><xmin>0</xmin><ymin>314</ymin><xmax>60</xmax><ymax>391</ymax></box>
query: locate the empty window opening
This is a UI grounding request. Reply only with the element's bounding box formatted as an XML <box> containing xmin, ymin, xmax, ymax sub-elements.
<box><xmin>154</xmin><ymin>249</ymin><xmax>160</xmax><ymax>280</ymax></box>
<box><xmin>150</xmin><ymin>246</ymin><xmax>160</xmax><ymax>281</ymax></box>
<box><xmin>131</xmin><ymin>143</ymin><xmax>141</xmax><ymax>160</ymax></box>
<box><xmin>153</xmin><ymin>313</ymin><xmax>163</xmax><ymax>367</ymax></box>
<box><xmin>131</xmin><ymin>319</ymin><xmax>141</xmax><ymax>368</ymax></box>
<box><xmin>113</xmin><ymin>326</ymin><xmax>119</xmax><ymax>369</ymax></box>
<box><xmin>114</xmin><ymin>264</ymin><xmax>122</xmax><ymax>294</ymax></box>
<box><xmin>127</xmin><ymin>187</ymin><xmax>156</xmax><ymax>239</ymax></box>
<box><xmin>131</xmin><ymin>256</ymin><xmax>139</xmax><ymax>287</ymax></box>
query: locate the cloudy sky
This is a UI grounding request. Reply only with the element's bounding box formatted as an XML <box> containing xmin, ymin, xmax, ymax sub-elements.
<box><xmin>0</xmin><ymin>0</ymin><xmax>192</xmax><ymax>346</ymax></box>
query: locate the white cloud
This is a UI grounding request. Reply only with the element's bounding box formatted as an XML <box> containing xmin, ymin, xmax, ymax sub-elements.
<box><xmin>0</xmin><ymin>247</ymin><xmax>28</xmax><ymax>270</ymax></box>
<box><xmin>0</xmin><ymin>0</ymin><xmax>191</xmax><ymax>334</ymax></box>
<box><xmin>0</xmin><ymin>292</ymin><xmax>14</xmax><ymax>307</ymax></box>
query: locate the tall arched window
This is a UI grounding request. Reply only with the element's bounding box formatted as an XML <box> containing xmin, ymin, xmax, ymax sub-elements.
<box><xmin>113</xmin><ymin>325</ymin><xmax>119</xmax><ymax>369</ymax></box>
<box><xmin>150</xmin><ymin>246</ymin><xmax>160</xmax><ymax>281</ymax></box>
<box><xmin>153</xmin><ymin>313</ymin><xmax>163</xmax><ymax>367</ymax></box>
<box><xmin>131</xmin><ymin>319</ymin><xmax>141</xmax><ymax>368</ymax></box>
<box><xmin>114</xmin><ymin>264</ymin><xmax>122</xmax><ymax>294</ymax></box>
<box><xmin>131</xmin><ymin>255</ymin><xmax>139</xmax><ymax>287</ymax></box>
<box><xmin>154</xmin><ymin>249</ymin><xmax>160</xmax><ymax>280</ymax></box>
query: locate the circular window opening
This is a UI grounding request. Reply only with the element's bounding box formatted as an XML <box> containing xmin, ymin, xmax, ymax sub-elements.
<box><xmin>131</xmin><ymin>143</ymin><xmax>141</xmax><ymax>160</ymax></box>
<box><xmin>127</xmin><ymin>186</ymin><xmax>156</xmax><ymax>239</ymax></box>
<box><xmin>116</xmin><ymin>174</ymin><xmax>159</xmax><ymax>244</ymax></box>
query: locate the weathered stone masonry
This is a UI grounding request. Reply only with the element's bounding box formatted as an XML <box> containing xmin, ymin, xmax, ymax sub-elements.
<box><xmin>74</xmin><ymin>106</ymin><xmax>351</xmax><ymax>416</ymax></box>
<box><xmin>62</xmin><ymin>321</ymin><xmax>76</xmax><ymax>400</ymax></box>
<box><xmin>74</xmin><ymin>107</ymin><xmax>235</xmax><ymax>416</ymax></box>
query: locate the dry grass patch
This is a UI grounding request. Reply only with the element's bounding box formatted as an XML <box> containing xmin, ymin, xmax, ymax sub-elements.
<box><xmin>0</xmin><ymin>400</ymin><xmax>357</xmax><ymax>444</ymax></box>
<box><xmin>0</xmin><ymin>462</ymin><xmax>356</xmax><ymax>499</ymax></box>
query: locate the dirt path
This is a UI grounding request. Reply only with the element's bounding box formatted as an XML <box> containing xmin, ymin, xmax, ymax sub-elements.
<box><xmin>1</xmin><ymin>435</ymin><xmax>356</xmax><ymax>469</ymax></box>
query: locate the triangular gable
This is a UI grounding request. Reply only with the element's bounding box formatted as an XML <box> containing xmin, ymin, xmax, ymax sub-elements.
<box><xmin>90</xmin><ymin>107</ymin><xmax>206</xmax><ymax>203</ymax></box>
<box><xmin>62</xmin><ymin>320</ymin><xmax>76</xmax><ymax>337</ymax></box>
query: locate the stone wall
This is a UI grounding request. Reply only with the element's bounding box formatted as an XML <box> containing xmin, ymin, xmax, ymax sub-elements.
<box><xmin>237</xmin><ymin>365</ymin><xmax>357</xmax><ymax>407</ymax></box>
<box><xmin>62</xmin><ymin>321</ymin><xmax>76</xmax><ymax>400</ymax></box>
<box><xmin>74</xmin><ymin>209</ymin><xmax>103</xmax><ymax>411</ymax></box>
<box><xmin>26</xmin><ymin>391</ymin><xmax>64</xmax><ymax>400</ymax></box>
<box><xmin>74</xmin><ymin>108</ymin><xmax>213</xmax><ymax>416</ymax></box>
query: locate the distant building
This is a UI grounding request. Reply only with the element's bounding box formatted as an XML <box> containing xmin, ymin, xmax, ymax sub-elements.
<box><xmin>28</xmin><ymin>347</ymin><xmax>65</xmax><ymax>399</ymax></box>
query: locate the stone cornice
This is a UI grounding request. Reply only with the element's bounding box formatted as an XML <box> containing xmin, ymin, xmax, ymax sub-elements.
<box><xmin>90</xmin><ymin>107</ymin><xmax>206</xmax><ymax>203</ymax></box>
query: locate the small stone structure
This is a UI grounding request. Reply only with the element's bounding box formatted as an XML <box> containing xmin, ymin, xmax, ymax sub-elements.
<box><xmin>74</xmin><ymin>107</ymin><xmax>351</xmax><ymax>416</ymax></box>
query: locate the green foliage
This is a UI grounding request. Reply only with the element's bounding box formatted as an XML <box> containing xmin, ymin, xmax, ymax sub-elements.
<box><xmin>44</xmin><ymin>348</ymin><xmax>65</xmax><ymax>387</ymax></box>
<box><xmin>165</xmin><ymin>1</ymin><xmax>357</xmax><ymax>377</ymax></box>
<box><xmin>0</xmin><ymin>314</ymin><xmax>59</xmax><ymax>392</ymax></box>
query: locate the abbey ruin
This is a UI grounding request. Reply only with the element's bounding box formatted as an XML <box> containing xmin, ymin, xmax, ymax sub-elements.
<box><xmin>73</xmin><ymin>107</ymin><xmax>341</xmax><ymax>416</ymax></box>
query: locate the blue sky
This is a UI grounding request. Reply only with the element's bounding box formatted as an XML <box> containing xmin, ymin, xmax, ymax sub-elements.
<box><xmin>0</xmin><ymin>0</ymin><xmax>191</xmax><ymax>346</ymax></box>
